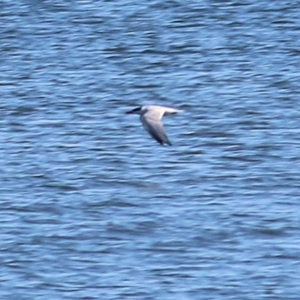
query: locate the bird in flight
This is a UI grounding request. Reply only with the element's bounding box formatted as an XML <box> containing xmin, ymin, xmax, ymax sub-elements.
<box><xmin>126</xmin><ymin>105</ymin><xmax>182</xmax><ymax>145</ymax></box>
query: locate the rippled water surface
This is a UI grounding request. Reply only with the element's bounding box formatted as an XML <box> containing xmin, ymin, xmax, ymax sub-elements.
<box><xmin>1</xmin><ymin>1</ymin><xmax>300</xmax><ymax>299</ymax></box>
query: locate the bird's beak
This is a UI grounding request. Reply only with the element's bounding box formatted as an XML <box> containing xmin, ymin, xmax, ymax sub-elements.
<box><xmin>125</xmin><ymin>110</ymin><xmax>134</xmax><ymax>114</ymax></box>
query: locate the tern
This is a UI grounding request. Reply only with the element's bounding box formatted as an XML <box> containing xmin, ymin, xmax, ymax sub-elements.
<box><xmin>126</xmin><ymin>105</ymin><xmax>182</xmax><ymax>145</ymax></box>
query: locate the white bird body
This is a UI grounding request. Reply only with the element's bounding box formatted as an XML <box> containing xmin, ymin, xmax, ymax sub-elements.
<box><xmin>126</xmin><ymin>105</ymin><xmax>182</xmax><ymax>145</ymax></box>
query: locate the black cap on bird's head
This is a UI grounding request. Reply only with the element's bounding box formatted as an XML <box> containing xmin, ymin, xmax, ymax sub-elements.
<box><xmin>125</xmin><ymin>107</ymin><xmax>143</xmax><ymax>114</ymax></box>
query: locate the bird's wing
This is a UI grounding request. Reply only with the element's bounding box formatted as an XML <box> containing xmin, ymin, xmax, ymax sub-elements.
<box><xmin>146</xmin><ymin>105</ymin><xmax>182</xmax><ymax>116</ymax></box>
<box><xmin>162</xmin><ymin>107</ymin><xmax>182</xmax><ymax>116</ymax></box>
<box><xmin>140</xmin><ymin>111</ymin><xmax>172</xmax><ymax>145</ymax></box>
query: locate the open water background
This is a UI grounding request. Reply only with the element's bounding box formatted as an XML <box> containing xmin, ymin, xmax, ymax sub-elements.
<box><xmin>1</xmin><ymin>0</ymin><xmax>300</xmax><ymax>299</ymax></box>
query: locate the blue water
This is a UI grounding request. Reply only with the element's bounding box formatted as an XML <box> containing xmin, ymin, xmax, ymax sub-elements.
<box><xmin>1</xmin><ymin>1</ymin><xmax>300</xmax><ymax>299</ymax></box>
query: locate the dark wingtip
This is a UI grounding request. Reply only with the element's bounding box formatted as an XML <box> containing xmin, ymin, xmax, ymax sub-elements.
<box><xmin>165</xmin><ymin>138</ymin><xmax>172</xmax><ymax>146</ymax></box>
<box><xmin>162</xmin><ymin>140</ymin><xmax>172</xmax><ymax>146</ymax></box>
